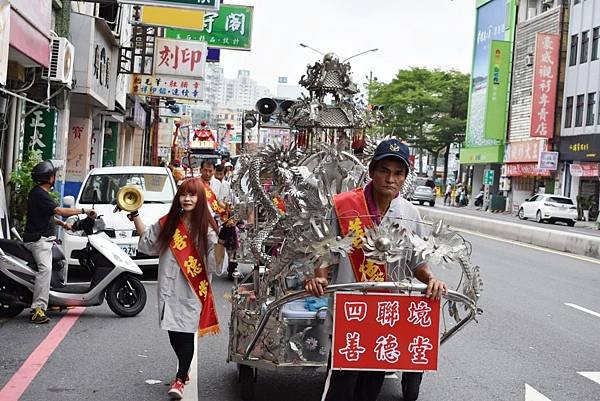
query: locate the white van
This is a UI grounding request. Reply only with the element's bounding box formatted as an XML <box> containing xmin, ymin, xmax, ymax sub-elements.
<box><xmin>62</xmin><ymin>166</ymin><xmax>177</xmax><ymax>268</ymax></box>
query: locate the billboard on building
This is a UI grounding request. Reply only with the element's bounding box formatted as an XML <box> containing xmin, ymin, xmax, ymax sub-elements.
<box><xmin>465</xmin><ymin>0</ymin><xmax>508</xmax><ymax>148</ymax></box>
<box><xmin>118</xmin><ymin>0</ymin><xmax>219</xmax><ymax>12</ymax></box>
<box><xmin>140</xmin><ymin>6</ymin><xmax>204</xmax><ymax>31</ymax></box>
<box><xmin>530</xmin><ymin>33</ymin><xmax>560</xmax><ymax>138</ymax></box>
<box><xmin>23</xmin><ymin>107</ymin><xmax>57</xmax><ymax>160</ymax></box>
<box><xmin>164</xmin><ymin>5</ymin><xmax>253</xmax><ymax>51</ymax></box>
<box><xmin>154</xmin><ymin>37</ymin><xmax>207</xmax><ymax>78</ymax></box>
<box><xmin>131</xmin><ymin>74</ymin><xmax>205</xmax><ymax>100</ymax></box>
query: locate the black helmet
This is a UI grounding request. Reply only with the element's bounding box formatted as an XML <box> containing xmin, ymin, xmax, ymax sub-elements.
<box><xmin>31</xmin><ymin>160</ymin><xmax>57</xmax><ymax>184</ymax></box>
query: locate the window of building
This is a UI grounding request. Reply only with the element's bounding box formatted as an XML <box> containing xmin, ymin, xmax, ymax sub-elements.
<box><xmin>587</xmin><ymin>93</ymin><xmax>596</xmax><ymax>125</ymax></box>
<box><xmin>581</xmin><ymin>31</ymin><xmax>590</xmax><ymax>63</ymax></box>
<box><xmin>575</xmin><ymin>94</ymin><xmax>585</xmax><ymax>127</ymax></box>
<box><xmin>593</xmin><ymin>27</ymin><xmax>600</xmax><ymax>61</ymax></box>
<box><xmin>570</xmin><ymin>34</ymin><xmax>579</xmax><ymax>66</ymax></box>
<box><xmin>565</xmin><ymin>96</ymin><xmax>574</xmax><ymax>128</ymax></box>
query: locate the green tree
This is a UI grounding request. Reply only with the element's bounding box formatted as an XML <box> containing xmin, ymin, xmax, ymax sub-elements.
<box><xmin>369</xmin><ymin>67</ymin><xmax>469</xmax><ymax>183</ymax></box>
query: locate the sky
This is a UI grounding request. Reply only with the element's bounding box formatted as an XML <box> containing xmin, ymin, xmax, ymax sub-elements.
<box><xmin>218</xmin><ymin>0</ymin><xmax>477</xmax><ymax>93</ymax></box>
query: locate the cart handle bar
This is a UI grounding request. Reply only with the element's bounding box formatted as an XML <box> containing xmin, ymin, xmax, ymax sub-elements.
<box><xmin>243</xmin><ymin>281</ymin><xmax>480</xmax><ymax>360</ymax></box>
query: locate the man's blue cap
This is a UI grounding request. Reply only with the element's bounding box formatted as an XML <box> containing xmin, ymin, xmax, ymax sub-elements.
<box><xmin>372</xmin><ymin>138</ymin><xmax>411</xmax><ymax>169</ymax></box>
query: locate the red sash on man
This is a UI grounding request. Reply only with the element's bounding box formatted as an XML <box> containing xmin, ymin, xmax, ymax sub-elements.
<box><xmin>272</xmin><ymin>196</ymin><xmax>286</xmax><ymax>214</ymax></box>
<box><xmin>160</xmin><ymin>216</ymin><xmax>220</xmax><ymax>336</ymax></box>
<box><xmin>203</xmin><ymin>183</ymin><xmax>229</xmax><ymax>222</ymax></box>
<box><xmin>333</xmin><ymin>188</ymin><xmax>387</xmax><ymax>282</ymax></box>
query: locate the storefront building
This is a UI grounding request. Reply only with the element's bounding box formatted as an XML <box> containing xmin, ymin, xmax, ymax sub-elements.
<box><xmin>559</xmin><ymin>0</ymin><xmax>600</xmax><ymax>219</ymax></box>
<box><xmin>503</xmin><ymin>2</ymin><xmax>566</xmax><ymax>212</ymax></box>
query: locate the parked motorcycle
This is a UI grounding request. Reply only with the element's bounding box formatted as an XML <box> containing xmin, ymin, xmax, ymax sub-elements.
<box><xmin>0</xmin><ymin>215</ymin><xmax>146</xmax><ymax>318</ymax></box>
<box><xmin>474</xmin><ymin>190</ymin><xmax>484</xmax><ymax>207</ymax></box>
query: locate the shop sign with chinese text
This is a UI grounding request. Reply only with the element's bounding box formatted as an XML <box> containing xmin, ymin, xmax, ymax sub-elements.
<box><xmin>154</xmin><ymin>38</ymin><xmax>207</xmax><ymax>78</ymax></box>
<box><xmin>66</xmin><ymin>118</ymin><xmax>91</xmax><ymax>182</ymax></box>
<box><xmin>131</xmin><ymin>74</ymin><xmax>205</xmax><ymax>100</ymax></box>
<box><xmin>332</xmin><ymin>293</ymin><xmax>440</xmax><ymax>371</ymax></box>
<box><xmin>119</xmin><ymin>0</ymin><xmax>219</xmax><ymax>12</ymax></box>
<box><xmin>558</xmin><ymin>134</ymin><xmax>600</xmax><ymax>162</ymax></box>
<box><xmin>505</xmin><ymin>139</ymin><xmax>545</xmax><ymax>163</ymax></box>
<box><xmin>569</xmin><ymin>163</ymin><xmax>599</xmax><ymax>177</ymax></box>
<box><xmin>23</xmin><ymin>107</ymin><xmax>57</xmax><ymax>160</ymax></box>
<box><xmin>530</xmin><ymin>33</ymin><xmax>559</xmax><ymax>138</ymax></box>
<box><xmin>164</xmin><ymin>5</ymin><xmax>253</xmax><ymax>50</ymax></box>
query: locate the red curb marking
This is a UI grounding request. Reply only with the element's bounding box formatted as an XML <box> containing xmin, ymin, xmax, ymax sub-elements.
<box><xmin>0</xmin><ymin>307</ymin><xmax>86</xmax><ymax>401</ymax></box>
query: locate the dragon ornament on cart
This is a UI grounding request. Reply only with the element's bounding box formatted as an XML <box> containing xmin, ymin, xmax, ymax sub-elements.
<box><xmin>226</xmin><ymin>53</ymin><xmax>483</xmax><ymax>399</ymax></box>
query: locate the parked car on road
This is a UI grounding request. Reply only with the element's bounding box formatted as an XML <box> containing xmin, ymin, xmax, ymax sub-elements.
<box><xmin>62</xmin><ymin>166</ymin><xmax>177</xmax><ymax>268</ymax></box>
<box><xmin>410</xmin><ymin>186</ymin><xmax>436</xmax><ymax>206</ymax></box>
<box><xmin>517</xmin><ymin>194</ymin><xmax>577</xmax><ymax>226</ymax></box>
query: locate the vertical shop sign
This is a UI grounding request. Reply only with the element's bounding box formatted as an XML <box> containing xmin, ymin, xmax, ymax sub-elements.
<box><xmin>66</xmin><ymin>118</ymin><xmax>90</xmax><ymax>182</ymax></box>
<box><xmin>530</xmin><ymin>33</ymin><xmax>560</xmax><ymax>138</ymax></box>
<box><xmin>484</xmin><ymin>40</ymin><xmax>511</xmax><ymax>140</ymax></box>
<box><xmin>23</xmin><ymin>107</ymin><xmax>57</xmax><ymax>160</ymax></box>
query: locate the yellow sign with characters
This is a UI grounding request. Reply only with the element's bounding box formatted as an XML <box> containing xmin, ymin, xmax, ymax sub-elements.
<box><xmin>141</xmin><ymin>6</ymin><xmax>204</xmax><ymax>31</ymax></box>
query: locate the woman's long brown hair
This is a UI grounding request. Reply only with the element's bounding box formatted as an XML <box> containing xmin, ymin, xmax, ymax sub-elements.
<box><xmin>156</xmin><ymin>178</ymin><xmax>218</xmax><ymax>257</ymax></box>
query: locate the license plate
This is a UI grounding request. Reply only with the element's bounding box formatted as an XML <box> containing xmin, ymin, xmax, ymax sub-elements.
<box><xmin>119</xmin><ymin>245</ymin><xmax>137</xmax><ymax>257</ymax></box>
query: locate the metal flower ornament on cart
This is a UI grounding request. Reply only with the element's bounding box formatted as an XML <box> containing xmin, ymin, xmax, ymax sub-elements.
<box><xmin>362</xmin><ymin>219</ymin><xmax>408</xmax><ymax>264</ymax></box>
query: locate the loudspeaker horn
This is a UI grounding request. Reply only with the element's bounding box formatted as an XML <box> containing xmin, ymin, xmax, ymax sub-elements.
<box><xmin>256</xmin><ymin>98</ymin><xmax>278</xmax><ymax>116</ymax></box>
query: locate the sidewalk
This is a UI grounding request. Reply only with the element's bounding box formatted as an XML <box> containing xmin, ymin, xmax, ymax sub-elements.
<box><xmin>431</xmin><ymin>198</ymin><xmax>600</xmax><ymax>236</ymax></box>
<box><xmin>416</xmin><ymin>198</ymin><xmax>600</xmax><ymax>259</ymax></box>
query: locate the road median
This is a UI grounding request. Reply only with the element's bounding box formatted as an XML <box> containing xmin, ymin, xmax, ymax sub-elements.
<box><xmin>418</xmin><ymin>207</ymin><xmax>600</xmax><ymax>259</ymax></box>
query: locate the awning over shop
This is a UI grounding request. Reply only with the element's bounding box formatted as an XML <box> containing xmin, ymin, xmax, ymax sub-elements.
<box><xmin>569</xmin><ymin>163</ymin><xmax>599</xmax><ymax>177</ymax></box>
<box><xmin>505</xmin><ymin>163</ymin><xmax>551</xmax><ymax>177</ymax></box>
<box><xmin>8</xmin><ymin>1</ymin><xmax>51</xmax><ymax>68</ymax></box>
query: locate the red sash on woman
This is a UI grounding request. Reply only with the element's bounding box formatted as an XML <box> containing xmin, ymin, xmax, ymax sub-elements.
<box><xmin>203</xmin><ymin>184</ymin><xmax>229</xmax><ymax>222</ymax></box>
<box><xmin>333</xmin><ymin>188</ymin><xmax>387</xmax><ymax>282</ymax></box>
<box><xmin>160</xmin><ymin>216</ymin><xmax>220</xmax><ymax>336</ymax></box>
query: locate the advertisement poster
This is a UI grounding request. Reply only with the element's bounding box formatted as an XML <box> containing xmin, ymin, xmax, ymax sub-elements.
<box><xmin>530</xmin><ymin>33</ymin><xmax>560</xmax><ymax>138</ymax></box>
<box><xmin>538</xmin><ymin>151</ymin><xmax>559</xmax><ymax>170</ymax></box>
<box><xmin>484</xmin><ymin>40</ymin><xmax>511</xmax><ymax>140</ymax></box>
<box><xmin>466</xmin><ymin>0</ymin><xmax>508</xmax><ymax>147</ymax></box>
<box><xmin>332</xmin><ymin>293</ymin><xmax>440</xmax><ymax>371</ymax></box>
<box><xmin>165</xmin><ymin>5</ymin><xmax>253</xmax><ymax>51</ymax></box>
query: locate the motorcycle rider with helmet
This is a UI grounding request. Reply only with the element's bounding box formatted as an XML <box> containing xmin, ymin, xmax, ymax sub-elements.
<box><xmin>24</xmin><ymin>160</ymin><xmax>95</xmax><ymax>324</ymax></box>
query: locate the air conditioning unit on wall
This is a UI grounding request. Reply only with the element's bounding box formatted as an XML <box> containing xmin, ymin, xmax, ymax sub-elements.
<box><xmin>42</xmin><ymin>37</ymin><xmax>75</xmax><ymax>88</ymax></box>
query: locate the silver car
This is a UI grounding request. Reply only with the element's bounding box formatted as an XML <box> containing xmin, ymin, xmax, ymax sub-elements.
<box><xmin>410</xmin><ymin>186</ymin><xmax>436</xmax><ymax>206</ymax></box>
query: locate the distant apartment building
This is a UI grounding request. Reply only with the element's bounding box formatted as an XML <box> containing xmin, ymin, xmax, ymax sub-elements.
<box><xmin>559</xmin><ymin>0</ymin><xmax>600</xmax><ymax>217</ymax></box>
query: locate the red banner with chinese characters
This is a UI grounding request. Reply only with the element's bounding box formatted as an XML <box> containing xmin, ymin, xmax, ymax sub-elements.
<box><xmin>332</xmin><ymin>293</ymin><xmax>440</xmax><ymax>371</ymax></box>
<box><xmin>504</xmin><ymin>163</ymin><xmax>552</xmax><ymax>177</ymax></box>
<box><xmin>530</xmin><ymin>33</ymin><xmax>560</xmax><ymax>138</ymax></box>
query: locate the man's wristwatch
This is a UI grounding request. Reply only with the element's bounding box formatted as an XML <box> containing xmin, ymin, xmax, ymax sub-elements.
<box><xmin>81</xmin><ymin>208</ymin><xmax>85</xmax><ymax>214</ymax></box>
<box><xmin>127</xmin><ymin>211</ymin><xmax>139</xmax><ymax>221</ymax></box>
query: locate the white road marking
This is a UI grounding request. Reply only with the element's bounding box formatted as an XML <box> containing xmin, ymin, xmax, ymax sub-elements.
<box><xmin>578</xmin><ymin>371</ymin><xmax>600</xmax><ymax>385</ymax></box>
<box><xmin>455</xmin><ymin>228</ymin><xmax>600</xmax><ymax>265</ymax></box>
<box><xmin>182</xmin><ymin>335</ymin><xmax>199</xmax><ymax>401</ymax></box>
<box><xmin>525</xmin><ymin>384</ymin><xmax>552</xmax><ymax>401</ymax></box>
<box><xmin>564</xmin><ymin>303</ymin><xmax>600</xmax><ymax>318</ymax></box>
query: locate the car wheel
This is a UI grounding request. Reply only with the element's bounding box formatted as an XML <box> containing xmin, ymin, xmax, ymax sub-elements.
<box><xmin>429</xmin><ymin>200</ymin><xmax>435</xmax><ymax>207</ymax></box>
<box><xmin>419</xmin><ymin>201</ymin><xmax>424</xmax><ymax>205</ymax></box>
<box><xmin>518</xmin><ymin>208</ymin><xmax>527</xmax><ymax>220</ymax></box>
<box><xmin>536</xmin><ymin>210</ymin><xmax>544</xmax><ymax>223</ymax></box>
<box><xmin>567</xmin><ymin>220</ymin><xmax>575</xmax><ymax>227</ymax></box>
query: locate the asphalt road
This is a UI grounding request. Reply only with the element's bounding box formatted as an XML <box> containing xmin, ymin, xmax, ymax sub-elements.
<box><xmin>0</xmin><ymin>231</ymin><xmax>599</xmax><ymax>401</ymax></box>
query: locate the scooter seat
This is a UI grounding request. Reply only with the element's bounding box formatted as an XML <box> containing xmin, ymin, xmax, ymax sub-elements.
<box><xmin>0</xmin><ymin>239</ymin><xmax>35</xmax><ymax>263</ymax></box>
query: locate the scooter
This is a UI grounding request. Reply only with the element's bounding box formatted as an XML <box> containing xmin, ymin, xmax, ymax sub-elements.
<box><xmin>474</xmin><ymin>191</ymin><xmax>484</xmax><ymax>207</ymax></box>
<box><xmin>0</xmin><ymin>215</ymin><xmax>146</xmax><ymax>318</ymax></box>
